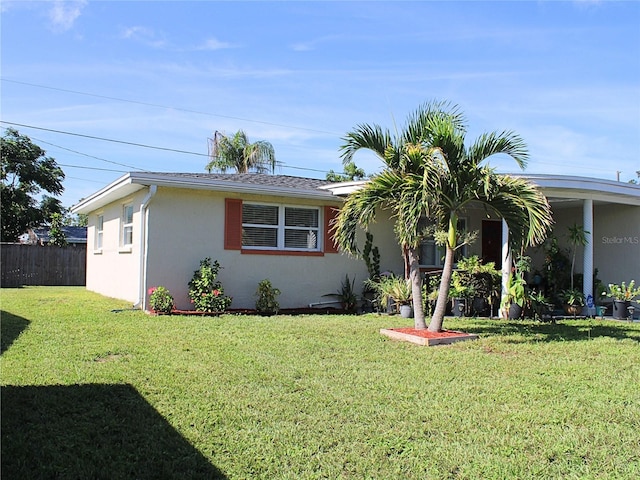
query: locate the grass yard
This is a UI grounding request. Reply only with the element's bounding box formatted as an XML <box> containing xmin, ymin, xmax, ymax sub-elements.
<box><xmin>2</xmin><ymin>287</ymin><xmax>640</xmax><ymax>479</ymax></box>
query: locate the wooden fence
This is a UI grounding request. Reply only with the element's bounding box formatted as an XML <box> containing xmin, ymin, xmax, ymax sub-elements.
<box><xmin>1</xmin><ymin>243</ymin><xmax>86</xmax><ymax>287</ymax></box>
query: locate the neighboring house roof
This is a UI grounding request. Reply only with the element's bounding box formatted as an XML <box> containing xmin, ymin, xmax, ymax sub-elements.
<box><xmin>72</xmin><ymin>172</ymin><xmax>338</xmax><ymax>214</ymax></box>
<box><xmin>20</xmin><ymin>226</ymin><xmax>87</xmax><ymax>244</ymax></box>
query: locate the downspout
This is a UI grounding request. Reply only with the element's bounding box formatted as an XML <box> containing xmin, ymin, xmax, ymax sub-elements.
<box><xmin>134</xmin><ymin>185</ymin><xmax>157</xmax><ymax>310</ymax></box>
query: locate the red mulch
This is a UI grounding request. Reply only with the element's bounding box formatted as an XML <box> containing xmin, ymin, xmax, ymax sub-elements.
<box><xmin>389</xmin><ymin>328</ymin><xmax>475</xmax><ymax>339</ymax></box>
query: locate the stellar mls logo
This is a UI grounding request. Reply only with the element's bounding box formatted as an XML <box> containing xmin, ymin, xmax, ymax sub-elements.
<box><xmin>601</xmin><ymin>236</ymin><xmax>639</xmax><ymax>245</ymax></box>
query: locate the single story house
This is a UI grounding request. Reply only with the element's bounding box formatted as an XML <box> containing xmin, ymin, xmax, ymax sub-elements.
<box><xmin>72</xmin><ymin>172</ymin><xmax>639</xmax><ymax>314</ymax></box>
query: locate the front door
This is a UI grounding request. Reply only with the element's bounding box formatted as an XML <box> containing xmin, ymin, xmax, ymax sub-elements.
<box><xmin>482</xmin><ymin>220</ymin><xmax>503</xmax><ymax>267</ymax></box>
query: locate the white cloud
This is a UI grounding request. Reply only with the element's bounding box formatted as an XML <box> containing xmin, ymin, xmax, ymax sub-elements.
<box><xmin>48</xmin><ymin>0</ymin><xmax>86</xmax><ymax>32</ymax></box>
<box><xmin>196</xmin><ymin>37</ymin><xmax>234</xmax><ymax>51</ymax></box>
<box><xmin>120</xmin><ymin>26</ymin><xmax>167</xmax><ymax>48</ymax></box>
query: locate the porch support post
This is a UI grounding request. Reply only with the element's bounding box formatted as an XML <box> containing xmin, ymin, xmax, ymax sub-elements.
<box><xmin>583</xmin><ymin>199</ymin><xmax>594</xmax><ymax>316</ymax></box>
<box><xmin>500</xmin><ymin>219</ymin><xmax>511</xmax><ymax>318</ymax></box>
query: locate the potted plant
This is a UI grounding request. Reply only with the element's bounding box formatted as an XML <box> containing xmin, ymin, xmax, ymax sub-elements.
<box><xmin>607</xmin><ymin>280</ymin><xmax>640</xmax><ymax>320</ymax></box>
<box><xmin>449</xmin><ymin>273</ymin><xmax>472</xmax><ymax>317</ymax></box>
<box><xmin>530</xmin><ymin>290</ymin><xmax>553</xmax><ymax>322</ymax></box>
<box><xmin>561</xmin><ymin>288</ymin><xmax>585</xmax><ymax>318</ymax></box>
<box><xmin>367</xmin><ymin>275</ymin><xmax>412</xmax><ymax>316</ymax></box>
<box><xmin>255</xmin><ymin>279</ymin><xmax>281</xmax><ymax>316</ymax></box>
<box><xmin>501</xmin><ymin>255</ymin><xmax>531</xmax><ymax>320</ymax></box>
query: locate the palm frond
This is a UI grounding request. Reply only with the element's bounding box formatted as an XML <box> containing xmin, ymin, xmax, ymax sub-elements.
<box><xmin>339</xmin><ymin>124</ymin><xmax>391</xmax><ymax>164</ymax></box>
<box><xmin>468</xmin><ymin>131</ymin><xmax>529</xmax><ymax>170</ymax></box>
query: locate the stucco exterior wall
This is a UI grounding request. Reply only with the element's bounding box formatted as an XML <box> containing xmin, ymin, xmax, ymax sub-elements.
<box><xmin>143</xmin><ymin>187</ymin><xmax>403</xmax><ymax>310</ymax></box>
<box><xmin>85</xmin><ymin>189</ymin><xmax>147</xmax><ymax>304</ymax></box>
<box><xmin>529</xmin><ymin>203</ymin><xmax>639</xmax><ymax>289</ymax></box>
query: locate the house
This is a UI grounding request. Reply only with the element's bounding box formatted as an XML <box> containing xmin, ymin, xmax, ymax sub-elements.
<box><xmin>71</xmin><ymin>172</ymin><xmax>640</xmax><ymax>314</ymax></box>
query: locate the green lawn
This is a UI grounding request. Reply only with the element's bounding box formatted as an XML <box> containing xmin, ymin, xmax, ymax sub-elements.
<box><xmin>2</xmin><ymin>287</ymin><xmax>639</xmax><ymax>479</ymax></box>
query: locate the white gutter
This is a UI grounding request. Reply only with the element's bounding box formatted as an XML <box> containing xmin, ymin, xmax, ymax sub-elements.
<box><xmin>134</xmin><ymin>185</ymin><xmax>157</xmax><ymax>310</ymax></box>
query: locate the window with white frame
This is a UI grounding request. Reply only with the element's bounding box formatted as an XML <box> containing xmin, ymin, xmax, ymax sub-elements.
<box><xmin>242</xmin><ymin>203</ymin><xmax>320</xmax><ymax>251</ymax></box>
<box><xmin>96</xmin><ymin>214</ymin><xmax>104</xmax><ymax>250</ymax></box>
<box><xmin>419</xmin><ymin>217</ymin><xmax>467</xmax><ymax>267</ymax></box>
<box><xmin>122</xmin><ymin>204</ymin><xmax>134</xmax><ymax>246</ymax></box>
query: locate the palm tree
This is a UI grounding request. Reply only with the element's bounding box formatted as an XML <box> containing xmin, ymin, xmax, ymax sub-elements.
<box><xmin>333</xmin><ymin>102</ymin><xmax>553</xmax><ymax>332</ymax></box>
<box><xmin>206</xmin><ymin>130</ymin><xmax>277</xmax><ymax>174</ymax></box>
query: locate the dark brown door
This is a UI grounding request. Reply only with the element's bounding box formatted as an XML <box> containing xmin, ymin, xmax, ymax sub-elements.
<box><xmin>482</xmin><ymin>220</ymin><xmax>503</xmax><ymax>267</ymax></box>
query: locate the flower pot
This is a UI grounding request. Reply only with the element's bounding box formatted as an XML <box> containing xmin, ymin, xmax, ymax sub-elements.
<box><xmin>400</xmin><ymin>304</ymin><xmax>413</xmax><ymax>318</ymax></box>
<box><xmin>508</xmin><ymin>303</ymin><xmax>523</xmax><ymax>320</ymax></box>
<box><xmin>452</xmin><ymin>298</ymin><xmax>466</xmax><ymax>317</ymax></box>
<box><xmin>472</xmin><ymin>297</ymin><xmax>488</xmax><ymax>316</ymax></box>
<box><xmin>612</xmin><ymin>300</ymin><xmax>630</xmax><ymax>320</ymax></box>
<box><xmin>564</xmin><ymin>304</ymin><xmax>581</xmax><ymax>317</ymax></box>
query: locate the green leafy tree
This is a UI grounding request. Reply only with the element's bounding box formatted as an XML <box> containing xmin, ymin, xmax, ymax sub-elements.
<box><xmin>206</xmin><ymin>130</ymin><xmax>277</xmax><ymax>174</ymax></box>
<box><xmin>48</xmin><ymin>212</ymin><xmax>68</xmax><ymax>247</ymax></box>
<box><xmin>333</xmin><ymin>101</ymin><xmax>553</xmax><ymax>331</ymax></box>
<box><xmin>326</xmin><ymin>160</ymin><xmax>367</xmax><ymax>182</ymax></box>
<box><xmin>1</xmin><ymin>129</ymin><xmax>65</xmax><ymax>241</ymax></box>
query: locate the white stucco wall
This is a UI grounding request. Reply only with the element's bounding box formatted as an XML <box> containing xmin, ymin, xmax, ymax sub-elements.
<box><xmin>85</xmin><ymin>189</ymin><xmax>147</xmax><ymax>304</ymax></box>
<box><xmin>143</xmin><ymin>187</ymin><xmax>403</xmax><ymax>310</ymax></box>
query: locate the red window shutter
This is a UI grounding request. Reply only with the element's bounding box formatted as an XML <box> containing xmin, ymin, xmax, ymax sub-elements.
<box><xmin>225</xmin><ymin>198</ymin><xmax>243</xmax><ymax>250</ymax></box>
<box><xmin>324</xmin><ymin>206</ymin><xmax>340</xmax><ymax>254</ymax></box>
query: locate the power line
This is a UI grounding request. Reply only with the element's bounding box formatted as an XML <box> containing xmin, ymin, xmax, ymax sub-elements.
<box><xmin>58</xmin><ymin>163</ymin><xmax>128</xmax><ymax>173</ymax></box>
<box><xmin>30</xmin><ymin>136</ymin><xmax>145</xmax><ymax>171</ymax></box>
<box><xmin>1</xmin><ymin>78</ymin><xmax>340</xmax><ymax>136</ymax></box>
<box><xmin>1</xmin><ymin>120</ymin><xmax>209</xmax><ymax>158</ymax></box>
<box><xmin>2</xmin><ymin>120</ymin><xmax>341</xmax><ymax>176</ymax></box>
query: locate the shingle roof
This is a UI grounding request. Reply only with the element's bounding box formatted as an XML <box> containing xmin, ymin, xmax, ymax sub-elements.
<box><xmin>143</xmin><ymin>172</ymin><xmax>333</xmax><ymax>190</ymax></box>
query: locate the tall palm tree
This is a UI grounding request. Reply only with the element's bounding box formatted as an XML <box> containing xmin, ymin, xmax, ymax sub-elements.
<box><xmin>206</xmin><ymin>130</ymin><xmax>277</xmax><ymax>174</ymax></box>
<box><xmin>333</xmin><ymin>102</ymin><xmax>553</xmax><ymax>332</ymax></box>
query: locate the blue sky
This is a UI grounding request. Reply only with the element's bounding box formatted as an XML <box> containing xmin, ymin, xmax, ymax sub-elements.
<box><xmin>2</xmin><ymin>0</ymin><xmax>639</xmax><ymax>208</ymax></box>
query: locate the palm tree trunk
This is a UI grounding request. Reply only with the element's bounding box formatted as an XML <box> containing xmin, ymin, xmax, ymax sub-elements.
<box><xmin>407</xmin><ymin>246</ymin><xmax>426</xmax><ymax>329</ymax></box>
<box><xmin>428</xmin><ymin>244</ymin><xmax>455</xmax><ymax>332</ymax></box>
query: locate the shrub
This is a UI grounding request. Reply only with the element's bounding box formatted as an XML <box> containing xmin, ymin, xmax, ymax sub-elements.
<box><xmin>255</xmin><ymin>279</ymin><xmax>281</xmax><ymax>315</ymax></box>
<box><xmin>148</xmin><ymin>286</ymin><xmax>174</xmax><ymax>314</ymax></box>
<box><xmin>188</xmin><ymin>258</ymin><xmax>232</xmax><ymax>312</ymax></box>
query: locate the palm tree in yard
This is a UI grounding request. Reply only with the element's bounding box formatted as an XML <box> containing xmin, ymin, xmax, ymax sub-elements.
<box><xmin>332</xmin><ymin>101</ymin><xmax>553</xmax><ymax>331</ymax></box>
<box><xmin>206</xmin><ymin>130</ymin><xmax>277</xmax><ymax>174</ymax></box>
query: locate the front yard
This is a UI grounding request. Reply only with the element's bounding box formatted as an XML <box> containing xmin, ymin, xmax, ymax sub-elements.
<box><xmin>2</xmin><ymin>287</ymin><xmax>639</xmax><ymax>479</ymax></box>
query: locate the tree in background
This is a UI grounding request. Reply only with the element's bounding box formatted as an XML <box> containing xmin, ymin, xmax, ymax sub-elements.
<box><xmin>48</xmin><ymin>213</ymin><xmax>68</xmax><ymax>247</ymax></box>
<box><xmin>206</xmin><ymin>130</ymin><xmax>277</xmax><ymax>174</ymax></box>
<box><xmin>326</xmin><ymin>160</ymin><xmax>367</xmax><ymax>182</ymax></box>
<box><xmin>1</xmin><ymin>129</ymin><xmax>65</xmax><ymax>242</ymax></box>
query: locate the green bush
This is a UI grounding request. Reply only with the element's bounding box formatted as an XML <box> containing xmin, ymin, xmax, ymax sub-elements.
<box><xmin>188</xmin><ymin>258</ymin><xmax>232</xmax><ymax>312</ymax></box>
<box><xmin>255</xmin><ymin>279</ymin><xmax>281</xmax><ymax>315</ymax></box>
<box><xmin>148</xmin><ymin>286</ymin><xmax>174</xmax><ymax>314</ymax></box>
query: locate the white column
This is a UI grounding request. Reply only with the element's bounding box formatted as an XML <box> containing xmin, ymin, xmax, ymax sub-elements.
<box><xmin>501</xmin><ymin>219</ymin><xmax>511</xmax><ymax>318</ymax></box>
<box><xmin>583</xmin><ymin>199</ymin><xmax>594</xmax><ymax>316</ymax></box>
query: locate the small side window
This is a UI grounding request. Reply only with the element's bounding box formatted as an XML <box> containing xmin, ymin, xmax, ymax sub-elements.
<box><xmin>122</xmin><ymin>204</ymin><xmax>134</xmax><ymax>246</ymax></box>
<box><xmin>96</xmin><ymin>215</ymin><xmax>104</xmax><ymax>250</ymax></box>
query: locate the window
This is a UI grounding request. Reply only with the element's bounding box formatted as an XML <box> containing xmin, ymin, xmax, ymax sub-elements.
<box><xmin>419</xmin><ymin>217</ymin><xmax>467</xmax><ymax>267</ymax></box>
<box><xmin>122</xmin><ymin>204</ymin><xmax>134</xmax><ymax>246</ymax></box>
<box><xmin>96</xmin><ymin>215</ymin><xmax>104</xmax><ymax>250</ymax></box>
<box><xmin>241</xmin><ymin>202</ymin><xmax>320</xmax><ymax>251</ymax></box>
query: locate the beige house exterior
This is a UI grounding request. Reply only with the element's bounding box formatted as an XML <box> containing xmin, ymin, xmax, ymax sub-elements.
<box><xmin>72</xmin><ymin>172</ymin><xmax>640</xmax><ymax>315</ymax></box>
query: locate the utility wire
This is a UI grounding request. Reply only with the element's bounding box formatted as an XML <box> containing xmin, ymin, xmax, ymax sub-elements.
<box><xmin>1</xmin><ymin>120</ymin><xmax>342</xmax><ymax>176</ymax></box>
<box><xmin>30</xmin><ymin>136</ymin><xmax>145</xmax><ymax>171</ymax></box>
<box><xmin>1</xmin><ymin>78</ymin><xmax>340</xmax><ymax>136</ymax></box>
<box><xmin>1</xmin><ymin>120</ymin><xmax>209</xmax><ymax>158</ymax></box>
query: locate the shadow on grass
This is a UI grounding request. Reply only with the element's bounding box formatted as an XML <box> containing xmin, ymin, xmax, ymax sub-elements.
<box><xmin>1</xmin><ymin>384</ymin><xmax>227</xmax><ymax>479</ymax></box>
<box><xmin>1</xmin><ymin>310</ymin><xmax>30</xmax><ymax>355</ymax></box>
<box><xmin>459</xmin><ymin>319</ymin><xmax>640</xmax><ymax>344</ymax></box>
